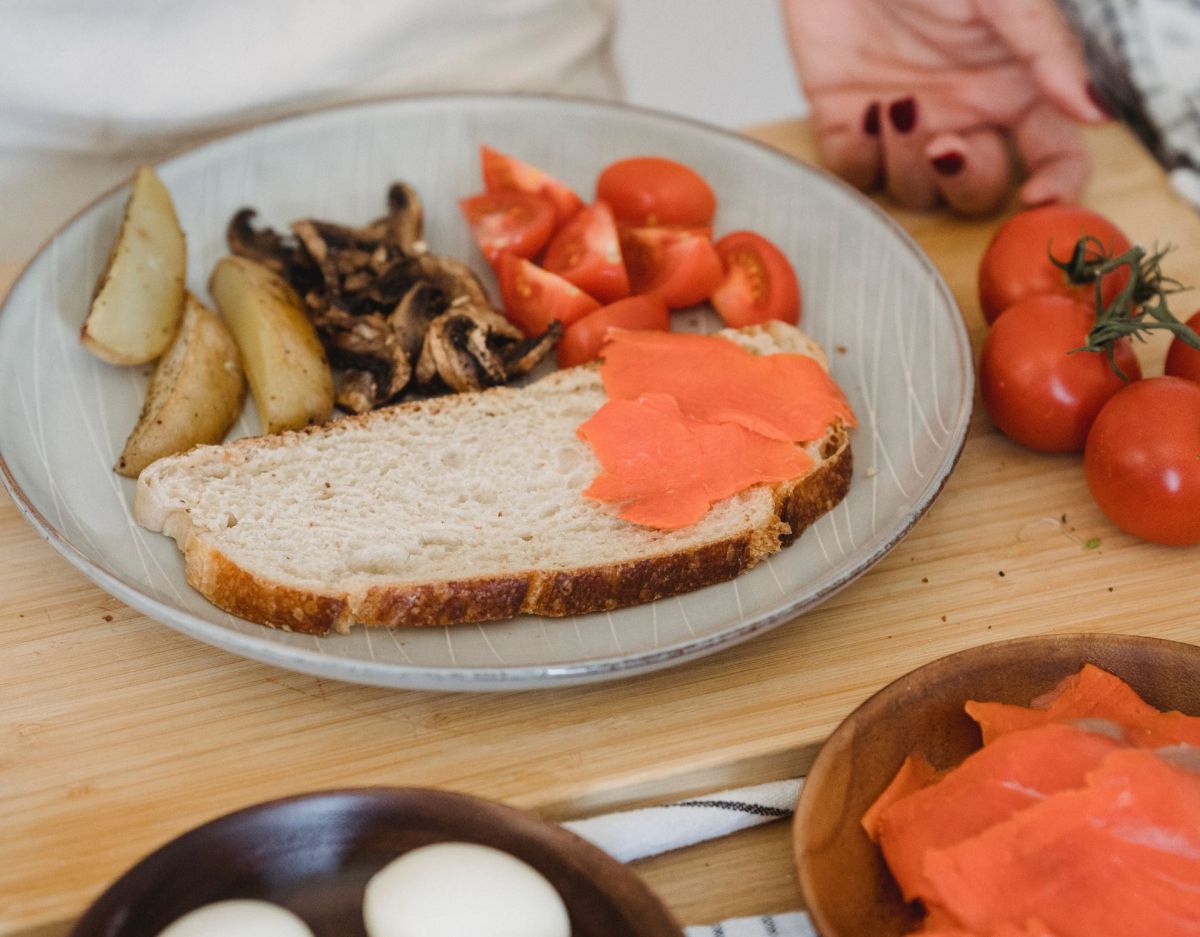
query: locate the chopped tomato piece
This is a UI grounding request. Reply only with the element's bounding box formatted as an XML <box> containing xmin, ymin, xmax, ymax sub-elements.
<box><xmin>542</xmin><ymin>202</ymin><xmax>630</xmax><ymax>304</ymax></box>
<box><xmin>459</xmin><ymin>190</ymin><xmax>555</xmax><ymax>268</ymax></box>
<box><xmin>480</xmin><ymin>144</ymin><xmax>583</xmax><ymax>226</ymax></box>
<box><xmin>618</xmin><ymin>226</ymin><xmax>722</xmax><ymax>309</ymax></box>
<box><xmin>498</xmin><ymin>253</ymin><xmax>600</xmax><ymax>336</ymax></box>
<box><xmin>711</xmin><ymin>230</ymin><xmax>801</xmax><ymax>326</ymax></box>
<box><xmin>596</xmin><ymin>156</ymin><xmax>716</xmax><ymax>227</ymax></box>
<box><xmin>556</xmin><ymin>295</ymin><xmax>670</xmax><ymax>369</ymax></box>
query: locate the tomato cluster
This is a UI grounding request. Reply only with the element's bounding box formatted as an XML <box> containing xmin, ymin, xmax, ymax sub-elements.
<box><xmin>459</xmin><ymin>147</ymin><xmax>801</xmax><ymax>368</ymax></box>
<box><xmin>977</xmin><ymin>205</ymin><xmax>1200</xmax><ymax>546</ymax></box>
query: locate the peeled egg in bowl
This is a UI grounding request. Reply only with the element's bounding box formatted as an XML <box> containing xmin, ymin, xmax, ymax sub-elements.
<box><xmin>155</xmin><ymin>899</ymin><xmax>314</xmax><ymax>937</ymax></box>
<box><xmin>364</xmin><ymin>841</ymin><xmax>571</xmax><ymax>937</ymax></box>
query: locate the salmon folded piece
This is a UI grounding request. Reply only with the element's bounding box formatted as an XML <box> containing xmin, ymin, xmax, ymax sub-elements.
<box><xmin>921</xmin><ymin>920</ymin><xmax>1062</xmax><ymax>937</ymax></box>
<box><xmin>598</xmin><ymin>329</ymin><xmax>856</xmax><ymax>442</ymax></box>
<box><xmin>577</xmin><ymin>393</ymin><xmax>812</xmax><ymax>529</ymax></box>
<box><xmin>966</xmin><ymin>664</ymin><xmax>1200</xmax><ymax>748</ymax></box>
<box><xmin>873</xmin><ymin>723</ymin><xmax>1125</xmax><ymax>904</ymax></box>
<box><xmin>862</xmin><ymin>751</ymin><xmax>940</xmax><ymax>842</ymax></box>
<box><xmin>923</xmin><ymin>748</ymin><xmax>1200</xmax><ymax>937</ymax></box>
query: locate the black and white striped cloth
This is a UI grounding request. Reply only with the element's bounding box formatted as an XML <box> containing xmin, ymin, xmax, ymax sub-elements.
<box><xmin>562</xmin><ymin>778</ymin><xmax>816</xmax><ymax>936</ymax></box>
<box><xmin>1059</xmin><ymin>0</ymin><xmax>1200</xmax><ymax>203</ymax></box>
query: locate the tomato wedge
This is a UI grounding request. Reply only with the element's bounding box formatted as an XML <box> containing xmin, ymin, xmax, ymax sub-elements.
<box><xmin>710</xmin><ymin>231</ymin><xmax>801</xmax><ymax>327</ymax></box>
<box><xmin>619</xmin><ymin>226</ymin><xmax>722</xmax><ymax>309</ymax></box>
<box><xmin>498</xmin><ymin>253</ymin><xmax>600</xmax><ymax>336</ymax></box>
<box><xmin>556</xmin><ymin>295</ymin><xmax>670</xmax><ymax>368</ymax></box>
<box><xmin>541</xmin><ymin>202</ymin><xmax>630</xmax><ymax>304</ymax></box>
<box><xmin>481</xmin><ymin>145</ymin><xmax>583</xmax><ymax>226</ymax></box>
<box><xmin>596</xmin><ymin>156</ymin><xmax>716</xmax><ymax>227</ymax></box>
<box><xmin>459</xmin><ymin>190</ymin><xmax>555</xmax><ymax>268</ymax></box>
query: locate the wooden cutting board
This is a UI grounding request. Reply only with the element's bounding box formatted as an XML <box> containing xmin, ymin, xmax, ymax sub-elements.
<box><xmin>3</xmin><ymin>119</ymin><xmax>1200</xmax><ymax>936</ymax></box>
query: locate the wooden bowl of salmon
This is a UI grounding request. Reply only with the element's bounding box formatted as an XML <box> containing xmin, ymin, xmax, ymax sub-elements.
<box><xmin>792</xmin><ymin>632</ymin><xmax>1200</xmax><ymax>937</ymax></box>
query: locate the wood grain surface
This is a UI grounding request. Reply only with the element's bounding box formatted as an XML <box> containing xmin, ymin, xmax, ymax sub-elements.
<box><xmin>3</xmin><ymin>119</ymin><xmax>1200</xmax><ymax>936</ymax></box>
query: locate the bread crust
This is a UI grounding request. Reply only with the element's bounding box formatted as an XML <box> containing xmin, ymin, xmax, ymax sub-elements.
<box><xmin>175</xmin><ymin>430</ymin><xmax>852</xmax><ymax>634</ymax></box>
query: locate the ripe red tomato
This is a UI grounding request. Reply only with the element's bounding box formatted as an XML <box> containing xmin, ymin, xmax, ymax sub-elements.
<box><xmin>556</xmin><ymin>295</ymin><xmax>670</xmax><ymax>368</ymax></box>
<box><xmin>619</xmin><ymin>226</ymin><xmax>722</xmax><ymax>309</ymax></box>
<box><xmin>1085</xmin><ymin>377</ymin><xmax>1200</xmax><ymax>545</ymax></box>
<box><xmin>710</xmin><ymin>231</ymin><xmax>801</xmax><ymax>327</ymax></box>
<box><xmin>596</xmin><ymin>157</ymin><xmax>716</xmax><ymax>227</ymax></box>
<box><xmin>1164</xmin><ymin>309</ymin><xmax>1200</xmax><ymax>383</ymax></box>
<box><xmin>977</xmin><ymin>205</ymin><xmax>1132</xmax><ymax>325</ymax></box>
<box><xmin>498</xmin><ymin>253</ymin><xmax>600</xmax><ymax>336</ymax></box>
<box><xmin>979</xmin><ymin>295</ymin><xmax>1142</xmax><ymax>452</ymax></box>
<box><xmin>541</xmin><ymin>202</ymin><xmax>630</xmax><ymax>304</ymax></box>
<box><xmin>459</xmin><ymin>190</ymin><xmax>556</xmax><ymax>268</ymax></box>
<box><xmin>480</xmin><ymin>145</ymin><xmax>583</xmax><ymax>226</ymax></box>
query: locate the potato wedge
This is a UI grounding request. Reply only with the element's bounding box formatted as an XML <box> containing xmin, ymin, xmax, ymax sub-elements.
<box><xmin>115</xmin><ymin>293</ymin><xmax>246</xmax><ymax>477</ymax></box>
<box><xmin>82</xmin><ymin>166</ymin><xmax>186</xmax><ymax>365</ymax></box>
<box><xmin>209</xmin><ymin>255</ymin><xmax>334</xmax><ymax>434</ymax></box>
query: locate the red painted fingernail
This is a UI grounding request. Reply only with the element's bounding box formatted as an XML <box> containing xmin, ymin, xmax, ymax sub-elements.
<box><xmin>1086</xmin><ymin>82</ymin><xmax>1113</xmax><ymax>118</ymax></box>
<box><xmin>863</xmin><ymin>102</ymin><xmax>881</xmax><ymax>136</ymax></box>
<box><xmin>888</xmin><ymin>97</ymin><xmax>917</xmax><ymax>133</ymax></box>
<box><xmin>931</xmin><ymin>151</ymin><xmax>965</xmax><ymax>176</ymax></box>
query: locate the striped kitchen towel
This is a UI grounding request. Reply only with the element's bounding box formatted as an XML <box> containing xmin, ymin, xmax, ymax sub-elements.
<box><xmin>563</xmin><ymin>778</ymin><xmax>816</xmax><ymax>937</ymax></box>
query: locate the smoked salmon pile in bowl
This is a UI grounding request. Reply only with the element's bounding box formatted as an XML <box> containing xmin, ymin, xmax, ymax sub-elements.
<box><xmin>792</xmin><ymin>633</ymin><xmax>1200</xmax><ymax>937</ymax></box>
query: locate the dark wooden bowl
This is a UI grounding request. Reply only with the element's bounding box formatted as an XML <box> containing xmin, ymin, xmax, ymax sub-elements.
<box><xmin>70</xmin><ymin>787</ymin><xmax>683</xmax><ymax>937</ymax></box>
<box><xmin>793</xmin><ymin>633</ymin><xmax>1200</xmax><ymax>937</ymax></box>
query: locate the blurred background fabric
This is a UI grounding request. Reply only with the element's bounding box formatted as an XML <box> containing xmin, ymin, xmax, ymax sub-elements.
<box><xmin>1057</xmin><ymin>0</ymin><xmax>1200</xmax><ymax>205</ymax></box>
<box><xmin>0</xmin><ymin>0</ymin><xmax>805</xmax><ymax>259</ymax></box>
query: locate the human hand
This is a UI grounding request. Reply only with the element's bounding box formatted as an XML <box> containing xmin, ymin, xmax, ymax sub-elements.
<box><xmin>781</xmin><ymin>0</ymin><xmax>1111</xmax><ymax>215</ymax></box>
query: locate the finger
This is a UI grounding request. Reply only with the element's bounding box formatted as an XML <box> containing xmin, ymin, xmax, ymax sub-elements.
<box><xmin>1012</xmin><ymin>101</ymin><xmax>1091</xmax><ymax>205</ymax></box>
<box><xmin>880</xmin><ymin>95</ymin><xmax>939</xmax><ymax>210</ymax></box>
<box><xmin>977</xmin><ymin>0</ymin><xmax>1109</xmax><ymax>123</ymax></box>
<box><xmin>808</xmin><ymin>97</ymin><xmax>884</xmax><ymax>191</ymax></box>
<box><xmin>926</xmin><ymin>130</ymin><xmax>1012</xmax><ymax>217</ymax></box>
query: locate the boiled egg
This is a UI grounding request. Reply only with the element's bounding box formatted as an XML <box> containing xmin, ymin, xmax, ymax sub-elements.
<box><xmin>156</xmin><ymin>899</ymin><xmax>314</xmax><ymax>937</ymax></box>
<box><xmin>363</xmin><ymin>842</ymin><xmax>571</xmax><ymax>937</ymax></box>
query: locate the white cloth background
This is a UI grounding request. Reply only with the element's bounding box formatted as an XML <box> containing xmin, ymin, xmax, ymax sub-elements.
<box><xmin>0</xmin><ymin>0</ymin><xmax>619</xmax><ymax>259</ymax></box>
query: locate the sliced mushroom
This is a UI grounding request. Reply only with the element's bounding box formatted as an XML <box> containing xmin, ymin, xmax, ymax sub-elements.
<box><xmin>337</xmin><ymin>369</ymin><xmax>378</xmax><ymax>414</ymax></box>
<box><xmin>389</xmin><ymin>281</ymin><xmax>447</xmax><ymax>360</ymax></box>
<box><xmin>417</xmin><ymin>255</ymin><xmax>491</xmax><ymax>308</ymax></box>
<box><xmin>418</xmin><ymin>315</ymin><xmax>469</xmax><ymax>392</ymax></box>
<box><xmin>417</xmin><ymin>308</ymin><xmax>561</xmax><ymax>394</ymax></box>
<box><xmin>386</xmin><ymin>182</ymin><xmax>424</xmax><ymax>255</ymax></box>
<box><xmin>226</xmin><ymin>210</ymin><xmax>319</xmax><ymax>291</ymax></box>
<box><xmin>499</xmin><ymin>321</ymin><xmax>563</xmax><ymax>377</ymax></box>
<box><xmin>311</xmin><ymin>305</ymin><xmax>412</xmax><ymax>405</ymax></box>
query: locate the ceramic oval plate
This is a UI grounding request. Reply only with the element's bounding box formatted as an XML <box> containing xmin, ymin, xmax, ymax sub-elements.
<box><xmin>0</xmin><ymin>93</ymin><xmax>971</xmax><ymax>690</ymax></box>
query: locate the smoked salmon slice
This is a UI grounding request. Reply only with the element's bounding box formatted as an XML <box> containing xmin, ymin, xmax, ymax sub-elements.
<box><xmin>862</xmin><ymin>751</ymin><xmax>940</xmax><ymax>843</ymax></box>
<box><xmin>920</xmin><ymin>920</ymin><xmax>1062</xmax><ymax>937</ymax></box>
<box><xmin>874</xmin><ymin>723</ymin><xmax>1125</xmax><ymax>904</ymax></box>
<box><xmin>922</xmin><ymin>748</ymin><xmax>1200</xmax><ymax>937</ymax></box>
<box><xmin>577</xmin><ymin>393</ymin><xmax>812</xmax><ymax>529</ymax></box>
<box><xmin>598</xmin><ymin>329</ymin><xmax>855</xmax><ymax>442</ymax></box>
<box><xmin>965</xmin><ymin>664</ymin><xmax>1200</xmax><ymax>748</ymax></box>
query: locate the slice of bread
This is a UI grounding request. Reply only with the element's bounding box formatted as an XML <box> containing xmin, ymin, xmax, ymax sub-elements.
<box><xmin>134</xmin><ymin>321</ymin><xmax>852</xmax><ymax>634</ymax></box>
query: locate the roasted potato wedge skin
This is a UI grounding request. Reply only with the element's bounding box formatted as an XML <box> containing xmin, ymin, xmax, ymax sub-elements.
<box><xmin>82</xmin><ymin>166</ymin><xmax>187</xmax><ymax>365</ymax></box>
<box><xmin>209</xmin><ymin>255</ymin><xmax>334</xmax><ymax>434</ymax></box>
<box><xmin>115</xmin><ymin>293</ymin><xmax>246</xmax><ymax>477</ymax></box>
